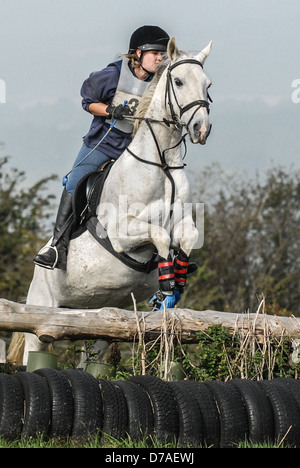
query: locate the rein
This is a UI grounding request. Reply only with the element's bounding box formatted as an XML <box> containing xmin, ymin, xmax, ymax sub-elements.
<box><xmin>126</xmin><ymin>119</ymin><xmax>187</xmax><ymax>223</ymax></box>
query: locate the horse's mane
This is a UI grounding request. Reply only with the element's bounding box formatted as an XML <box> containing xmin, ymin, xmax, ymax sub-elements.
<box><xmin>132</xmin><ymin>61</ymin><xmax>169</xmax><ymax>135</ymax></box>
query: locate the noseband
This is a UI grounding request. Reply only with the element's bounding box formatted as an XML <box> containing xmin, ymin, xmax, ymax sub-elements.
<box><xmin>166</xmin><ymin>59</ymin><xmax>212</xmax><ymax>128</ymax></box>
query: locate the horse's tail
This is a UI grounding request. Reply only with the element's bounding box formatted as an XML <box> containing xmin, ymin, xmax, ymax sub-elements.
<box><xmin>7</xmin><ymin>332</ymin><xmax>25</xmax><ymax>365</ymax></box>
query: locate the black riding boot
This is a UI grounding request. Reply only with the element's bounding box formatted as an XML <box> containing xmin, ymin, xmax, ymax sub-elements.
<box><xmin>33</xmin><ymin>188</ymin><xmax>74</xmax><ymax>270</ymax></box>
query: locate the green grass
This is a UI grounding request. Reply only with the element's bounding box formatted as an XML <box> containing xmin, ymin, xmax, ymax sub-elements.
<box><xmin>0</xmin><ymin>434</ymin><xmax>183</xmax><ymax>449</ymax></box>
<box><xmin>0</xmin><ymin>434</ymin><xmax>294</xmax><ymax>448</ymax></box>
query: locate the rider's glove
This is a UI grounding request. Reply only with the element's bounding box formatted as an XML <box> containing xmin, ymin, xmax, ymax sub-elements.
<box><xmin>106</xmin><ymin>103</ymin><xmax>132</xmax><ymax>120</ymax></box>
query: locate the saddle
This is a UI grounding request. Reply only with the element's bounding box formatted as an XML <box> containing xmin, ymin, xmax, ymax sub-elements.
<box><xmin>71</xmin><ymin>161</ymin><xmax>158</xmax><ymax>274</ymax></box>
<box><xmin>72</xmin><ymin>160</ymin><xmax>114</xmax><ymax>231</ymax></box>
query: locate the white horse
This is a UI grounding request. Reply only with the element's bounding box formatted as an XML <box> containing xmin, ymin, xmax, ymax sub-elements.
<box><xmin>8</xmin><ymin>38</ymin><xmax>213</xmax><ymax>365</ymax></box>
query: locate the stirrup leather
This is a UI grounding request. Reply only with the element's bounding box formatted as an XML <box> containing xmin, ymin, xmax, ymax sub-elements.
<box><xmin>34</xmin><ymin>245</ymin><xmax>59</xmax><ymax>270</ymax></box>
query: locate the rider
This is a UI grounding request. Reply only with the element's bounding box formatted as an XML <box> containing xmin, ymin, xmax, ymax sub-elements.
<box><xmin>33</xmin><ymin>25</ymin><xmax>170</xmax><ymax>271</ymax></box>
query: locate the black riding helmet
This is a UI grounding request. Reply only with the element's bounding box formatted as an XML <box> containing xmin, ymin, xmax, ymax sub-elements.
<box><xmin>129</xmin><ymin>25</ymin><xmax>170</xmax><ymax>53</ymax></box>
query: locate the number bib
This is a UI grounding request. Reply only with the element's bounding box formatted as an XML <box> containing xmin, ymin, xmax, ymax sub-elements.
<box><xmin>106</xmin><ymin>58</ymin><xmax>151</xmax><ymax>134</ymax></box>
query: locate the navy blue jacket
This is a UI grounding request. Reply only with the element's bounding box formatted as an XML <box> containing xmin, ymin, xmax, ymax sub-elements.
<box><xmin>81</xmin><ymin>60</ymin><xmax>152</xmax><ymax>159</ymax></box>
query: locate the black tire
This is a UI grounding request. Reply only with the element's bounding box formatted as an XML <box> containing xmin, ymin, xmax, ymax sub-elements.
<box><xmin>169</xmin><ymin>381</ymin><xmax>204</xmax><ymax>446</ymax></box>
<box><xmin>177</xmin><ymin>380</ymin><xmax>220</xmax><ymax>447</ymax></box>
<box><xmin>204</xmin><ymin>380</ymin><xmax>248</xmax><ymax>448</ymax></box>
<box><xmin>227</xmin><ymin>379</ymin><xmax>274</xmax><ymax>444</ymax></box>
<box><xmin>114</xmin><ymin>380</ymin><xmax>154</xmax><ymax>441</ymax></box>
<box><xmin>14</xmin><ymin>372</ymin><xmax>51</xmax><ymax>439</ymax></box>
<box><xmin>34</xmin><ymin>368</ymin><xmax>74</xmax><ymax>438</ymax></box>
<box><xmin>98</xmin><ymin>379</ymin><xmax>128</xmax><ymax>441</ymax></box>
<box><xmin>130</xmin><ymin>375</ymin><xmax>179</xmax><ymax>444</ymax></box>
<box><xmin>258</xmin><ymin>379</ymin><xmax>300</xmax><ymax>447</ymax></box>
<box><xmin>61</xmin><ymin>369</ymin><xmax>102</xmax><ymax>440</ymax></box>
<box><xmin>0</xmin><ymin>374</ymin><xmax>24</xmax><ymax>440</ymax></box>
<box><xmin>275</xmin><ymin>378</ymin><xmax>300</xmax><ymax>411</ymax></box>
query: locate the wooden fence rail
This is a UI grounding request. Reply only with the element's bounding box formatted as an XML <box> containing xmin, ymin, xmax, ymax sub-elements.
<box><xmin>0</xmin><ymin>298</ymin><xmax>300</xmax><ymax>344</ymax></box>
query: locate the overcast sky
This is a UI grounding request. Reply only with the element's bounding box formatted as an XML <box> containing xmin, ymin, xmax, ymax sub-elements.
<box><xmin>0</xmin><ymin>0</ymin><xmax>300</xmax><ymax>192</ymax></box>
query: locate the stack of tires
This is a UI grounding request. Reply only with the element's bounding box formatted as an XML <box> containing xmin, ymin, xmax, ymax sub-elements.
<box><xmin>0</xmin><ymin>370</ymin><xmax>300</xmax><ymax>447</ymax></box>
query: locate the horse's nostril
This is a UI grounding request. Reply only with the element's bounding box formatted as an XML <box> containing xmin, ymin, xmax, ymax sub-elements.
<box><xmin>193</xmin><ymin>122</ymin><xmax>201</xmax><ymax>137</ymax></box>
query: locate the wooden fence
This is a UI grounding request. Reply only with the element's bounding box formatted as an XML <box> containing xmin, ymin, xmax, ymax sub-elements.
<box><xmin>0</xmin><ymin>298</ymin><xmax>299</xmax><ymax>345</ymax></box>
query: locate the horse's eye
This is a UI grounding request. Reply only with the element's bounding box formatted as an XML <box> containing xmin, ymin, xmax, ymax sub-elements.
<box><xmin>174</xmin><ymin>78</ymin><xmax>183</xmax><ymax>87</ymax></box>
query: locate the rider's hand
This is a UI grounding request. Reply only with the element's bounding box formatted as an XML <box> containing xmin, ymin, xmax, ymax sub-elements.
<box><xmin>106</xmin><ymin>104</ymin><xmax>132</xmax><ymax>120</ymax></box>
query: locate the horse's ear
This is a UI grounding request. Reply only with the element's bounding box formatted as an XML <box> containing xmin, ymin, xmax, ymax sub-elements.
<box><xmin>196</xmin><ymin>41</ymin><xmax>213</xmax><ymax>65</ymax></box>
<box><xmin>167</xmin><ymin>37</ymin><xmax>180</xmax><ymax>61</ymax></box>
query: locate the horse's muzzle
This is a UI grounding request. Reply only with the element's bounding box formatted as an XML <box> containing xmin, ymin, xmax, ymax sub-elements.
<box><xmin>191</xmin><ymin>120</ymin><xmax>212</xmax><ymax>145</ymax></box>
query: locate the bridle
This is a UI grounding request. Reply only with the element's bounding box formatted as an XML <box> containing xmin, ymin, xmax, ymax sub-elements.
<box><xmin>127</xmin><ymin>58</ymin><xmax>213</xmax><ymax>164</ymax></box>
<box><xmin>126</xmin><ymin>57</ymin><xmax>212</xmax><ymax>222</ymax></box>
<box><xmin>165</xmin><ymin>59</ymin><xmax>212</xmax><ymax>130</ymax></box>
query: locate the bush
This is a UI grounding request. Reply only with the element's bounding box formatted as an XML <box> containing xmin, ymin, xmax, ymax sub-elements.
<box><xmin>180</xmin><ymin>325</ymin><xmax>300</xmax><ymax>382</ymax></box>
<box><xmin>0</xmin><ymin>154</ymin><xmax>57</xmax><ymax>301</ymax></box>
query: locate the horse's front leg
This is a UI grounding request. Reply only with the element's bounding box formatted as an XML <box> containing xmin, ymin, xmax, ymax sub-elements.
<box><xmin>172</xmin><ymin>207</ymin><xmax>200</xmax><ymax>258</ymax></box>
<box><xmin>110</xmin><ymin>216</ymin><xmax>179</xmax><ymax>308</ymax></box>
<box><xmin>171</xmin><ymin>215</ymin><xmax>200</xmax><ymax>296</ymax></box>
<box><xmin>111</xmin><ymin>216</ymin><xmax>172</xmax><ymax>260</ymax></box>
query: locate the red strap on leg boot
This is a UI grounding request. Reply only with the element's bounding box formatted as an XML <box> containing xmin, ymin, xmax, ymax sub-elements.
<box><xmin>158</xmin><ymin>254</ymin><xmax>175</xmax><ymax>292</ymax></box>
<box><xmin>174</xmin><ymin>249</ymin><xmax>189</xmax><ymax>293</ymax></box>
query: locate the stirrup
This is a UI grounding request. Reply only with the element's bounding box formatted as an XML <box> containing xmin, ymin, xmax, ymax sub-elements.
<box><xmin>33</xmin><ymin>245</ymin><xmax>59</xmax><ymax>270</ymax></box>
